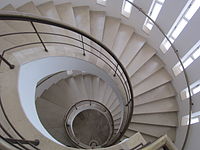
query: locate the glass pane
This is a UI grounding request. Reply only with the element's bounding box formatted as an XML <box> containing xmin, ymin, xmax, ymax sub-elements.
<box><xmin>163</xmin><ymin>40</ymin><xmax>171</xmax><ymax>50</ymax></box>
<box><xmin>124</xmin><ymin>1</ymin><xmax>132</xmax><ymax>13</ymax></box>
<box><xmin>193</xmin><ymin>85</ymin><xmax>200</xmax><ymax>94</ymax></box>
<box><xmin>192</xmin><ymin>47</ymin><xmax>200</xmax><ymax>59</ymax></box>
<box><xmin>183</xmin><ymin>57</ymin><xmax>193</xmax><ymax>68</ymax></box>
<box><xmin>146</xmin><ymin>22</ymin><xmax>153</xmax><ymax>30</ymax></box>
<box><xmin>150</xmin><ymin>3</ymin><xmax>162</xmax><ymax>21</ymax></box>
<box><xmin>157</xmin><ymin>0</ymin><xmax>165</xmax><ymax>3</ymax></box>
<box><xmin>185</xmin><ymin>0</ymin><xmax>200</xmax><ymax>20</ymax></box>
<box><xmin>172</xmin><ymin>19</ymin><xmax>188</xmax><ymax>39</ymax></box>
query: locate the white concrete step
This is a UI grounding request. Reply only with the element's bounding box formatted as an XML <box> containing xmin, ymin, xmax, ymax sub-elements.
<box><xmin>125</xmin><ymin>130</ymin><xmax>157</xmax><ymax>143</ymax></box>
<box><xmin>48</xmin><ymin>127</ymin><xmax>72</xmax><ymax>146</ymax></box>
<box><xmin>133</xmin><ymin>69</ymin><xmax>172</xmax><ymax>97</ymax></box>
<box><xmin>106</xmin><ymin>94</ymin><xmax>117</xmax><ymax>109</ymax></box>
<box><xmin>89</xmin><ymin>11</ymin><xmax>106</xmax><ymax>64</ymax></box>
<box><xmin>74</xmin><ymin>75</ymin><xmax>89</xmax><ymax>100</ymax></box>
<box><xmin>83</xmin><ymin>75</ymin><xmax>93</xmax><ymax>100</ymax></box>
<box><xmin>110</xmin><ymin>101</ymin><xmax>120</xmax><ymax>112</ymax></box>
<box><xmin>131</xmin><ymin>112</ymin><xmax>178</xmax><ymax>127</ymax></box>
<box><xmin>16</xmin><ymin>1</ymin><xmax>54</xmax><ymax>42</ymax></box>
<box><xmin>2</xmin><ymin>4</ymin><xmax>39</xmax><ymax>43</ymax></box>
<box><xmin>128</xmin><ymin>123</ymin><xmax>176</xmax><ymax>141</ymax></box>
<box><xmin>127</xmin><ymin>44</ymin><xmax>155</xmax><ymax>77</ymax></box>
<box><xmin>41</xmin><ymin>84</ymin><xmax>70</xmax><ymax>109</ymax></box>
<box><xmin>90</xmin><ymin>11</ymin><xmax>105</xmax><ymax>41</ymax></box>
<box><xmin>102</xmin><ymin>16</ymin><xmax>120</xmax><ymax>49</ymax></box>
<box><xmin>131</xmin><ymin>56</ymin><xmax>164</xmax><ymax>87</ymax></box>
<box><xmin>56</xmin><ymin>79</ymin><xmax>79</xmax><ymax>107</ymax></box>
<box><xmin>55</xmin><ymin>3</ymin><xmax>76</xmax><ymax>27</ymax></box>
<box><xmin>67</xmin><ymin>77</ymin><xmax>82</xmax><ymax>101</ymax></box>
<box><xmin>133</xmin><ymin>97</ymin><xmax>178</xmax><ymax>115</ymax></box>
<box><xmin>134</xmin><ymin>83</ymin><xmax>176</xmax><ymax>106</ymax></box>
<box><xmin>102</xmin><ymin>85</ymin><xmax>112</xmax><ymax>105</ymax></box>
<box><xmin>92</xmin><ymin>76</ymin><xmax>100</xmax><ymax>100</ymax></box>
<box><xmin>98</xmin><ymin>80</ymin><xmax>107</xmax><ymax>103</ymax></box>
<box><xmin>0</xmin><ymin>20</ymin><xmax>27</xmax><ymax>47</ymax></box>
<box><xmin>17</xmin><ymin>1</ymin><xmax>41</xmax><ymax>16</ymax></box>
<box><xmin>73</xmin><ymin>6</ymin><xmax>90</xmax><ymax>34</ymax></box>
<box><xmin>37</xmin><ymin>1</ymin><xmax>60</xmax><ymax>21</ymax></box>
<box><xmin>36</xmin><ymin>97</ymin><xmax>66</xmax><ymax>129</ymax></box>
<box><xmin>112</xmin><ymin>24</ymin><xmax>134</xmax><ymax>58</ymax></box>
<box><xmin>120</xmin><ymin>34</ymin><xmax>146</xmax><ymax>67</ymax></box>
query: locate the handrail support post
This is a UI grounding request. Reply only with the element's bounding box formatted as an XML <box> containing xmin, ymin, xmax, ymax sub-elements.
<box><xmin>30</xmin><ymin>21</ymin><xmax>48</xmax><ymax>52</ymax></box>
<box><xmin>0</xmin><ymin>55</ymin><xmax>15</xmax><ymax>69</ymax></box>
<box><xmin>81</xmin><ymin>35</ymin><xmax>85</xmax><ymax>56</ymax></box>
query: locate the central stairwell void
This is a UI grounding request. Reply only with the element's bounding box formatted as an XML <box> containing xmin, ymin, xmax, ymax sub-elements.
<box><xmin>0</xmin><ymin>1</ymin><xmax>180</xmax><ymax>150</ymax></box>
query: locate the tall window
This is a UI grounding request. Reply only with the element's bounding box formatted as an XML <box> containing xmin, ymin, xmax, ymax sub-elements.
<box><xmin>173</xmin><ymin>41</ymin><xmax>200</xmax><ymax>76</ymax></box>
<box><xmin>143</xmin><ymin>0</ymin><xmax>165</xmax><ymax>34</ymax></box>
<box><xmin>121</xmin><ymin>0</ymin><xmax>134</xmax><ymax>18</ymax></box>
<box><xmin>160</xmin><ymin>0</ymin><xmax>200</xmax><ymax>53</ymax></box>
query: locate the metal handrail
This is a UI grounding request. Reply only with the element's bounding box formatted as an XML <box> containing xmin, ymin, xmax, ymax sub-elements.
<box><xmin>0</xmin><ymin>97</ymin><xmax>40</xmax><ymax>150</ymax></box>
<box><xmin>64</xmin><ymin>99</ymin><xmax>114</xmax><ymax>148</ymax></box>
<box><xmin>0</xmin><ymin>11</ymin><xmax>134</xmax><ymax>146</ymax></box>
<box><xmin>125</xmin><ymin>1</ymin><xmax>193</xmax><ymax>150</ymax></box>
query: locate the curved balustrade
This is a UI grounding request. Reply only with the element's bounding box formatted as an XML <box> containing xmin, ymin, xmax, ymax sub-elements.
<box><xmin>0</xmin><ymin>11</ymin><xmax>133</xmax><ymax>148</ymax></box>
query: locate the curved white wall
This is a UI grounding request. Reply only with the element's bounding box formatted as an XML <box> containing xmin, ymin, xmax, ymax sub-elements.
<box><xmin>18</xmin><ymin>56</ymin><xmax>124</xmax><ymax>145</ymax></box>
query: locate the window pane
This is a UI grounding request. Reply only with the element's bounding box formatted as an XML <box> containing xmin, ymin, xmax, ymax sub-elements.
<box><xmin>146</xmin><ymin>22</ymin><xmax>153</xmax><ymax>30</ymax></box>
<box><xmin>124</xmin><ymin>1</ymin><xmax>132</xmax><ymax>13</ymax></box>
<box><xmin>193</xmin><ymin>85</ymin><xmax>200</xmax><ymax>94</ymax></box>
<box><xmin>172</xmin><ymin>19</ymin><xmax>188</xmax><ymax>39</ymax></box>
<box><xmin>150</xmin><ymin>3</ymin><xmax>162</xmax><ymax>21</ymax></box>
<box><xmin>192</xmin><ymin>47</ymin><xmax>200</xmax><ymax>59</ymax></box>
<box><xmin>157</xmin><ymin>0</ymin><xmax>165</xmax><ymax>3</ymax></box>
<box><xmin>183</xmin><ymin>57</ymin><xmax>193</xmax><ymax>68</ymax></box>
<box><xmin>185</xmin><ymin>0</ymin><xmax>200</xmax><ymax>20</ymax></box>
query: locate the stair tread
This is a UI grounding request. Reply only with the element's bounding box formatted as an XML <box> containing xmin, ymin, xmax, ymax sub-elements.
<box><xmin>131</xmin><ymin>112</ymin><xmax>178</xmax><ymax>127</ymax></box>
<box><xmin>56</xmin><ymin>2</ymin><xmax>76</xmax><ymax>27</ymax></box>
<box><xmin>131</xmin><ymin>56</ymin><xmax>163</xmax><ymax>87</ymax></box>
<box><xmin>134</xmin><ymin>97</ymin><xmax>178</xmax><ymax>114</ymax></box>
<box><xmin>112</xmin><ymin>23</ymin><xmax>134</xmax><ymax>58</ymax></box>
<box><xmin>73</xmin><ymin>6</ymin><xmax>90</xmax><ymax>34</ymax></box>
<box><xmin>127</xmin><ymin>44</ymin><xmax>155</xmax><ymax>76</ymax></box>
<box><xmin>135</xmin><ymin>82</ymin><xmax>176</xmax><ymax>106</ymax></box>
<box><xmin>120</xmin><ymin>33</ymin><xmax>146</xmax><ymax>67</ymax></box>
<box><xmin>128</xmin><ymin>123</ymin><xmax>176</xmax><ymax>141</ymax></box>
<box><xmin>133</xmin><ymin>69</ymin><xmax>172</xmax><ymax>96</ymax></box>
<box><xmin>102</xmin><ymin>16</ymin><xmax>120</xmax><ymax>49</ymax></box>
<box><xmin>36</xmin><ymin>97</ymin><xmax>66</xmax><ymax>128</ymax></box>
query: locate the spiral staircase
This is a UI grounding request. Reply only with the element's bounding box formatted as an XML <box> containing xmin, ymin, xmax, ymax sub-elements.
<box><xmin>0</xmin><ymin>1</ymin><xmax>183</xmax><ymax>150</ymax></box>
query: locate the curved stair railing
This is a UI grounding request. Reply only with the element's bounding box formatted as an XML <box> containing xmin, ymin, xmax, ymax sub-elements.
<box><xmin>0</xmin><ymin>97</ymin><xmax>40</xmax><ymax>150</ymax></box>
<box><xmin>0</xmin><ymin>11</ymin><xmax>134</xmax><ymax>148</ymax></box>
<box><xmin>125</xmin><ymin>0</ymin><xmax>193</xmax><ymax>150</ymax></box>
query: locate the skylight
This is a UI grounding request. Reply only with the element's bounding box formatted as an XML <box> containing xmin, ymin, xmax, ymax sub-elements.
<box><xmin>121</xmin><ymin>0</ymin><xmax>134</xmax><ymax>18</ymax></box>
<box><xmin>97</xmin><ymin>0</ymin><xmax>107</xmax><ymax>6</ymax></box>
<box><xmin>143</xmin><ymin>0</ymin><xmax>165</xmax><ymax>34</ymax></box>
<box><xmin>180</xmin><ymin>79</ymin><xmax>200</xmax><ymax>100</ymax></box>
<box><xmin>172</xmin><ymin>41</ymin><xmax>200</xmax><ymax>76</ymax></box>
<box><xmin>160</xmin><ymin>0</ymin><xmax>200</xmax><ymax>53</ymax></box>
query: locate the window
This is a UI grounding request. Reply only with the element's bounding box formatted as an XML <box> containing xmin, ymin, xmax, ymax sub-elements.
<box><xmin>182</xmin><ymin>111</ymin><xmax>200</xmax><ymax>126</ymax></box>
<box><xmin>172</xmin><ymin>41</ymin><xmax>200</xmax><ymax>76</ymax></box>
<box><xmin>97</xmin><ymin>0</ymin><xmax>107</xmax><ymax>6</ymax></box>
<box><xmin>143</xmin><ymin>0</ymin><xmax>165</xmax><ymax>33</ymax></box>
<box><xmin>180</xmin><ymin>80</ymin><xmax>200</xmax><ymax>100</ymax></box>
<box><xmin>160</xmin><ymin>0</ymin><xmax>200</xmax><ymax>53</ymax></box>
<box><xmin>121</xmin><ymin>0</ymin><xmax>134</xmax><ymax>18</ymax></box>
